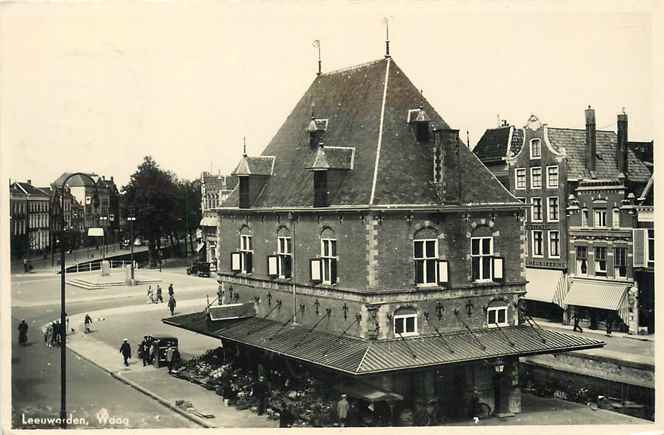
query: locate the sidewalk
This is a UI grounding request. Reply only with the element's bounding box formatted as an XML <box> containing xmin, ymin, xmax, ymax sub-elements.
<box><xmin>62</xmin><ymin>302</ymin><xmax>277</xmax><ymax>428</ymax></box>
<box><xmin>536</xmin><ymin>318</ymin><xmax>654</xmax><ymax>343</ymax></box>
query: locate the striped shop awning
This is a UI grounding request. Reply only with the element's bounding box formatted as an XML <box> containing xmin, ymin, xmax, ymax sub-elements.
<box><xmin>524</xmin><ymin>268</ymin><xmax>568</xmax><ymax>308</ymax></box>
<box><xmin>563</xmin><ymin>279</ymin><xmax>630</xmax><ymax>322</ymax></box>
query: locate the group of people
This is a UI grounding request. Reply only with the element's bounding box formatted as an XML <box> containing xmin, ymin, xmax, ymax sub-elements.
<box><xmin>42</xmin><ymin>315</ymin><xmax>71</xmax><ymax>347</ymax></box>
<box><xmin>146</xmin><ymin>283</ymin><xmax>177</xmax><ymax>315</ymax></box>
<box><xmin>134</xmin><ymin>336</ymin><xmax>181</xmax><ymax>371</ymax></box>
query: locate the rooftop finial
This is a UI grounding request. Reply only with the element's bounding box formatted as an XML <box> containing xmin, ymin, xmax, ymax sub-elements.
<box><xmin>384</xmin><ymin>17</ymin><xmax>391</xmax><ymax>58</ymax></box>
<box><xmin>242</xmin><ymin>136</ymin><xmax>247</xmax><ymax>157</ymax></box>
<box><xmin>313</xmin><ymin>40</ymin><xmax>321</xmax><ymax>76</ymax></box>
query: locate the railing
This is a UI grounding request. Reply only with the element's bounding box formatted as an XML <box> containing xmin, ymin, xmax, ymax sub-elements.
<box><xmin>64</xmin><ymin>259</ymin><xmax>140</xmax><ymax>274</ymax></box>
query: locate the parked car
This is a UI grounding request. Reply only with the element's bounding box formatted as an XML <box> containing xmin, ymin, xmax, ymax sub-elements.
<box><xmin>186</xmin><ymin>261</ymin><xmax>211</xmax><ymax>277</ymax></box>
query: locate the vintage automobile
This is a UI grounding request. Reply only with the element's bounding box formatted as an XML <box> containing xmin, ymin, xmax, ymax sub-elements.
<box><xmin>186</xmin><ymin>261</ymin><xmax>211</xmax><ymax>277</ymax></box>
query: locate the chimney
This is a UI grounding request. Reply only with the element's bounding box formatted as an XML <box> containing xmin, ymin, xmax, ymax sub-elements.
<box><xmin>585</xmin><ymin>106</ymin><xmax>596</xmax><ymax>174</ymax></box>
<box><xmin>617</xmin><ymin>110</ymin><xmax>628</xmax><ymax>175</ymax></box>
<box><xmin>437</xmin><ymin>128</ymin><xmax>461</xmax><ymax>204</ymax></box>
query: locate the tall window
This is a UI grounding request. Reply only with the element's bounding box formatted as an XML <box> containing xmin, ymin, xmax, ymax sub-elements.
<box><xmin>321</xmin><ymin>238</ymin><xmax>338</xmax><ymax>284</ymax></box>
<box><xmin>277</xmin><ymin>236</ymin><xmax>292</xmax><ymax>279</ymax></box>
<box><xmin>471</xmin><ymin>237</ymin><xmax>493</xmax><ymax>281</ymax></box>
<box><xmin>594</xmin><ymin>209</ymin><xmax>607</xmax><ymax>228</ymax></box>
<box><xmin>581</xmin><ymin>209</ymin><xmax>589</xmax><ymax>227</ymax></box>
<box><xmin>239</xmin><ymin>177</ymin><xmax>250</xmax><ymax>209</ymax></box>
<box><xmin>547</xmin><ymin>197</ymin><xmax>559</xmax><ymax>222</ymax></box>
<box><xmin>549</xmin><ymin>231</ymin><xmax>560</xmax><ymax>258</ymax></box>
<box><xmin>530</xmin><ymin>139</ymin><xmax>542</xmax><ymax>159</ymax></box>
<box><xmin>532</xmin><ymin>231</ymin><xmax>544</xmax><ymax>257</ymax></box>
<box><xmin>531</xmin><ymin>198</ymin><xmax>543</xmax><ymax>222</ymax></box>
<box><xmin>612</xmin><ymin>208</ymin><xmax>620</xmax><ymax>228</ymax></box>
<box><xmin>648</xmin><ymin>229</ymin><xmax>655</xmax><ymax>267</ymax></box>
<box><xmin>414</xmin><ymin>239</ymin><xmax>438</xmax><ymax>285</ymax></box>
<box><xmin>614</xmin><ymin>247</ymin><xmax>627</xmax><ymax>278</ymax></box>
<box><xmin>595</xmin><ymin>247</ymin><xmax>607</xmax><ymax>276</ymax></box>
<box><xmin>240</xmin><ymin>234</ymin><xmax>253</xmax><ymax>273</ymax></box>
<box><xmin>487</xmin><ymin>306</ymin><xmax>508</xmax><ymax>327</ymax></box>
<box><xmin>530</xmin><ymin>167</ymin><xmax>542</xmax><ymax>189</ymax></box>
<box><xmin>546</xmin><ymin>166</ymin><xmax>559</xmax><ymax>188</ymax></box>
<box><xmin>515</xmin><ymin>169</ymin><xmax>526</xmax><ymax>190</ymax></box>
<box><xmin>577</xmin><ymin>246</ymin><xmax>588</xmax><ymax>275</ymax></box>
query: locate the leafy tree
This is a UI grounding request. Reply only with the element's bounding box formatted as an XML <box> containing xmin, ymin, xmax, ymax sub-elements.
<box><xmin>174</xmin><ymin>179</ymin><xmax>202</xmax><ymax>257</ymax></box>
<box><xmin>123</xmin><ymin>156</ymin><xmax>177</xmax><ymax>266</ymax></box>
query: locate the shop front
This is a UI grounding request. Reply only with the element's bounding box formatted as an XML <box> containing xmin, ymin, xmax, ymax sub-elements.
<box><xmin>164</xmin><ymin>306</ymin><xmax>603</xmax><ymax>425</ymax></box>
<box><xmin>563</xmin><ymin>279</ymin><xmax>635</xmax><ymax>333</ymax></box>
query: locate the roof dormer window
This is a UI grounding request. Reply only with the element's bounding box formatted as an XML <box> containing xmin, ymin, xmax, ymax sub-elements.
<box><xmin>306</xmin><ymin>118</ymin><xmax>328</xmax><ymax>148</ymax></box>
<box><xmin>408</xmin><ymin>106</ymin><xmax>431</xmax><ymax>143</ymax></box>
<box><xmin>530</xmin><ymin>139</ymin><xmax>542</xmax><ymax>159</ymax></box>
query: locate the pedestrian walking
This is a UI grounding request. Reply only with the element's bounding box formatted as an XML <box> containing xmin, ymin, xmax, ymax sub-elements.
<box><xmin>147</xmin><ymin>286</ymin><xmax>154</xmax><ymax>304</ymax></box>
<box><xmin>84</xmin><ymin>314</ymin><xmax>93</xmax><ymax>333</ymax></box>
<box><xmin>168</xmin><ymin>283</ymin><xmax>174</xmax><ymax>297</ymax></box>
<box><xmin>44</xmin><ymin>323</ymin><xmax>53</xmax><ymax>347</ymax></box>
<box><xmin>150</xmin><ymin>340</ymin><xmax>158</xmax><ymax>365</ymax></box>
<box><xmin>18</xmin><ymin>320</ymin><xmax>29</xmax><ymax>345</ymax></box>
<box><xmin>573</xmin><ymin>311</ymin><xmax>584</xmax><ymax>333</ymax></box>
<box><xmin>165</xmin><ymin>346</ymin><xmax>175</xmax><ymax>373</ymax></box>
<box><xmin>606</xmin><ymin>315</ymin><xmax>613</xmax><ymax>336</ymax></box>
<box><xmin>337</xmin><ymin>394</ymin><xmax>349</xmax><ymax>427</ymax></box>
<box><xmin>168</xmin><ymin>295</ymin><xmax>176</xmax><ymax>316</ymax></box>
<box><xmin>119</xmin><ymin>338</ymin><xmax>132</xmax><ymax>367</ymax></box>
<box><xmin>172</xmin><ymin>347</ymin><xmax>181</xmax><ymax>372</ymax></box>
<box><xmin>156</xmin><ymin>285</ymin><xmax>163</xmax><ymax>303</ymax></box>
<box><xmin>139</xmin><ymin>337</ymin><xmax>150</xmax><ymax>366</ymax></box>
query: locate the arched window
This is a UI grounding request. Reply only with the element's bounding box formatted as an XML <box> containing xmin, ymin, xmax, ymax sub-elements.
<box><xmin>530</xmin><ymin>138</ymin><xmax>541</xmax><ymax>159</ymax></box>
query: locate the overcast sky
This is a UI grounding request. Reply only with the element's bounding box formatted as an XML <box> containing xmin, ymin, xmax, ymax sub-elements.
<box><xmin>1</xmin><ymin>0</ymin><xmax>657</xmax><ymax>188</ymax></box>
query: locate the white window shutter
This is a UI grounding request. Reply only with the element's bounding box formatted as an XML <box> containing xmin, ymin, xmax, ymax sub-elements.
<box><xmin>633</xmin><ymin>229</ymin><xmax>647</xmax><ymax>267</ymax></box>
<box><xmin>231</xmin><ymin>252</ymin><xmax>241</xmax><ymax>272</ymax></box>
<box><xmin>492</xmin><ymin>256</ymin><xmax>504</xmax><ymax>281</ymax></box>
<box><xmin>267</xmin><ymin>255</ymin><xmax>278</xmax><ymax>277</ymax></box>
<box><xmin>438</xmin><ymin>259</ymin><xmax>449</xmax><ymax>284</ymax></box>
<box><xmin>310</xmin><ymin>258</ymin><xmax>322</xmax><ymax>282</ymax></box>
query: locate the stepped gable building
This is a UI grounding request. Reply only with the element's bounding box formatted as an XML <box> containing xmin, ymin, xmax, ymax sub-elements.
<box><xmin>166</xmin><ymin>55</ymin><xmax>603</xmax><ymax>419</ymax></box>
<box><xmin>9</xmin><ymin>180</ymin><xmax>51</xmax><ymax>257</ymax></box>
<box><xmin>474</xmin><ymin>108</ymin><xmax>653</xmax><ymax>334</ymax></box>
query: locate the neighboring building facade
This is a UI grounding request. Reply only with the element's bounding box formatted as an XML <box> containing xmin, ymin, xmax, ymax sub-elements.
<box><xmin>199</xmin><ymin>171</ymin><xmax>237</xmax><ymax>267</ymax></box>
<box><xmin>52</xmin><ymin>173</ymin><xmax>120</xmax><ymax>246</ymax></box>
<box><xmin>9</xmin><ymin>180</ymin><xmax>51</xmax><ymax>257</ymax></box>
<box><xmin>474</xmin><ymin>108</ymin><xmax>652</xmax><ymax>333</ymax></box>
<box><xmin>166</xmin><ymin>54</ymin><xmax>602</xmax><ymax>420</ymax></box>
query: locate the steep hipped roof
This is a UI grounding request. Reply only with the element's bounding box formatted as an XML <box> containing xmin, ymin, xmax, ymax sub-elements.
<box><xmin>474</xmin><ymin>125</ymin><xmax>651</xmax><ymax>183</ymax></box>
<box><xmin>12</xmin><ymin>182</ymin><xmax>50</xmax><ymax>198</ymax></box>
<box><xmin>222</xmin><ymin>58</ymin><xmax>517</xmax><ymax>208</ymax></box>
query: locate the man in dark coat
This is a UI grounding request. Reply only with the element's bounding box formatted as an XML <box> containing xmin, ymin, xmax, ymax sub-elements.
<box><xmin>168</xmin><ymin>295</ymin><xmax>176</xmax><ymax>316</ymax></box>
<box><xmin>168</xmin><ymin>283</ymin><xmax>174</xmax><ymax>297</ymax></box>
<box><xmin>139</xmin><ymin>336</ymin><xmax>150</xmax><ymax>366</ymax></box>
<box><xmin>119</xmin><ymin>338</ymin><xmax>131</xmax><ymax>367</ymax></box>
<box><xmin>18</xmin><ymin>320</ymin><xmax>29</xmax><ymax>345</ymax></box>
<box><xmin>252</xmin><ymin>376</ymin><xmax>270</xmax><ymax>415</ymax></box>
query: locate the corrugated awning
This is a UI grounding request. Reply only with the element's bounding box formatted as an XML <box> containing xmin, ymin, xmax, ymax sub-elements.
<box><xmin>563</xmin><ymin>279</ymin><xmax>629</xmax><ymax>311</ymax></box>
<box><xmin>209</xmin><ymin>303</ymin><xmax>255</xmax><ymax>321</ymax></box>
<box><xmin>164</xmin><ymin>312</ymin><xmax>604</xmax><ymax>376</ymax></box>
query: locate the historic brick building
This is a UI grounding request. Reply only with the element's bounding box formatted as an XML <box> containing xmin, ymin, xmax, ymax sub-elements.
<box><xmin>166</xmin><ymin>53</ymin><xmax>602</xmax><ymax>420</ymax></box>
<box><xmin>9</xmin><ymin>180</ymin><xmax>51</xmax><ymax>257</ymax></box>
<box><xmin>474</xmin><ymin>108</ymin><xmax>652</xmax><ymax>333</ymax></box>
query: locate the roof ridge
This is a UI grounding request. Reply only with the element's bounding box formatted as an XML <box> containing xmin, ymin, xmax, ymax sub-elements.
<box><xmin>548</xmin><ymin>126</ymin><xmax>615</xmax><ymax>133</ymax></box>
<box><xmin>320</xmin><ymin>58</ymin><xmax>385</xmax><ymax>77</ymax></box>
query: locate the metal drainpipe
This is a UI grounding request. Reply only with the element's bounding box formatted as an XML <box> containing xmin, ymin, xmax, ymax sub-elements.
<box><xmin>290</xmin><ymin>213</ymin><xmax>297</xmax><ymax>325</ymax></box>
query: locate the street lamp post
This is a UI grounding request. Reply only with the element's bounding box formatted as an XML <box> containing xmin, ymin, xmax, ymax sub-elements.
<box><xmin>99</xmin><ymin>215</ymin><xmax>108</xmax><ymax>260</ymax></box>
<box><xmin>57</xmin><ymin>172</ymin><xmax>98</xmax><ymax>428</ymax></box>
<box><xmin>128</xmin><ymin>207</ymin><xmax>136</xmax><ymax>282</ymax></box>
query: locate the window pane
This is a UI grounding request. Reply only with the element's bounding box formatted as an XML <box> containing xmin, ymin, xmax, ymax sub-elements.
<box><xmin>395</xmin><ymin>319</ymin><xmax>404</xmax><ymax>334</ymax></box>
<box><xmin>472</xmin><ymin>257</ymin><xmax>480</xmax><ymax>280</ymax></box>
<box><xmin>482</xmin><ymin>238</ymin><xmax>491</xmax><ymax>254</ymax></box>
<box><xmin>406</xmin><ymin>317</ymin><xmax>415</xmax><ymax>333</ymax></box>
<box><xmin>426</xmin><ymin>240</ymin><xmax>436</xmax><ymax>258</ymax></box>
<box><xmin>245</xmin><ymin>252</ymin><xmax>253</xmax><ymax>273</ymax></box>
<box><xmin>283</xmin><ymin>256</ymin><xmax>292</xmax><ymax>278</ymax></box>
<box><xmin>414</xmin><ymin>241</ymin><xmax>423</xmax><ymax>258</ymax></box>
<box><xmin>331</xmin><ymin>240</ymin><xmax>337</xmax><ymax>257</ymax></box>
<box><xmin>415</xmin><ymin>260</ymin><xmax>424</xmax><ymax>284</ymax></box>
<box><xmin>488</xmin><ymin>311</ymin><xmax>496</xmax><ymax>324</ymax></box>
<box><xmin>322</xmin><ymin>240</ymin><xmax>329</xmax><ymax>256</ymax></box>
<box><xmin>330</xmin><ymin>259</ymin><xmax>337</xmax><ymax>283</ymax></box>
<box><xmin>498</xmin><ymin>309</ymin><xmax>506</xmax><ymax>324</ymax></box>
<box><xmin>471</xmin><ymin>239</ymin><xmax>479</xmax><ymax>255</ymax></box>
<box><xmin>482</xmin><ymin>256</ymin><xmax>492</xmax><ymax>279</ymax></box>
<box><xmin>425</xmin><ymin>260</ymin><xmax>436</xmax><ymax>283</ymax></box>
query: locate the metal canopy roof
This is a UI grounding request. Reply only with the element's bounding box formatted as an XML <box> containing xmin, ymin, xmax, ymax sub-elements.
<box><xmin>163</xmin><ymin>312</ymin><xmax>604</xmax><ymax>376</ymax></box>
